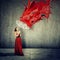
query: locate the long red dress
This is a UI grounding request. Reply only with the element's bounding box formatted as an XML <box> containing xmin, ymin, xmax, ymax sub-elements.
<box><xmin>15</xmin><ymin>34</ymin><xmax>23</xmax><ymax>55</ymax></box>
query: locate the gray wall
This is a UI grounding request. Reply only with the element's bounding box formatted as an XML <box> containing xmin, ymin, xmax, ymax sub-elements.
<box><xmin>0</xmin><ymin>0</ymin><xmax>60</xmax><ymax>48</ymax></box>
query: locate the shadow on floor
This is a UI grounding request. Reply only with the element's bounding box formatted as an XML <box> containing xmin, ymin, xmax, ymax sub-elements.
<box><xmin>0</xmin><ymin>53</ymin><xmax>15</xmax><ymax>56</ymax></box>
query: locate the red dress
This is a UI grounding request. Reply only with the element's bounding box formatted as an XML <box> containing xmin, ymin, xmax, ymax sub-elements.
<box><xmin>15</xmin><ymin>34</ymin><xmax>23</xmax><ymax>55</ymax></box>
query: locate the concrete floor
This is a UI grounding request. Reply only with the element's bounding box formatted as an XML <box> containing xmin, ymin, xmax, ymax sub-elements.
<box><xmin>0</xmin><ymin>48</ymin><xmax>60</xmax><ymax>60</ymax></box>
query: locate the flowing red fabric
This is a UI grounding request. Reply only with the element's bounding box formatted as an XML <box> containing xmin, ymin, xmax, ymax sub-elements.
<box><xmin>20</xmin><ymin>0</ymin><xmax>51</xmax><ymax>28</ymax></box>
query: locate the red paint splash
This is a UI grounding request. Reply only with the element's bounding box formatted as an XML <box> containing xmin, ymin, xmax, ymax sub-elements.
<box><xmin>20</xmin><ymin>0</ymin><xmax>51</xmax><ymax>28</ymax></box>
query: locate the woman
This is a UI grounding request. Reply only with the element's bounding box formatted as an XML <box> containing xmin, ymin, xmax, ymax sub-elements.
<box><xmin>14</xmin><ymin>27</ymin><xmax>24</xmax><ymax>56</ymax></box>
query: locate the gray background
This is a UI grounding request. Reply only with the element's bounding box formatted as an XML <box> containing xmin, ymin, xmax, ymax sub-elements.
<box><xmin>0</xmin><ymin>0</ymin><xmax>60</xmax><ymax>48</ymax></box>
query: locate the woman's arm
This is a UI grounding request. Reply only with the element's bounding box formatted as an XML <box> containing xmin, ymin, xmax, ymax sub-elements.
<box><xmin>14</xmin><ymin>27</ymin><xmax>21</xmax><ymax>37</ymax></box>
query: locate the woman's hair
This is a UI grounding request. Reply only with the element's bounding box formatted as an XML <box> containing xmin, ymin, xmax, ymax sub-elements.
<box><xmin>14</xmin><ymin>27</ymin><xmax>17</xmax><ymax>32</ymax></box>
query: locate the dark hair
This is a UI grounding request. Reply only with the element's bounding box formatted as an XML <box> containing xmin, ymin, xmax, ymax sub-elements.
<box><xmin>14</xmin><ymin>27</ymin><xmax>17</xmax><ymax>32</ymax></box>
